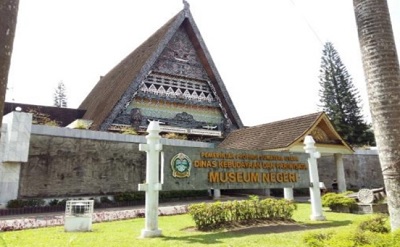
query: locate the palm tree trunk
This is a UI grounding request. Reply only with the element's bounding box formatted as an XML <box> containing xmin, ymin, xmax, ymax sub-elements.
<box><xmin>0</xmin><ymin>0</ymin><xmax>19</xmax><ymax>129</ymax></box>
<box><xmin>353</xmin><ymin>0</ymin><xmax>400</xmax><ymax>231</ymax></box>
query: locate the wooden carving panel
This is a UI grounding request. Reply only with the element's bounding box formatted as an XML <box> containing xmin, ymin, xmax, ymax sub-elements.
<box><xmin>152</xmin><ymin>26</ymin><xmax>209</xmax><ymax>80</ymax></box>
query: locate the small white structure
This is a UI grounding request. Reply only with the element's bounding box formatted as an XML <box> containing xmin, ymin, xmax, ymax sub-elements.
<box><xmin>64</xmin><ymin>200</ymin><xmax>94</xmax><ymax>232</ymax></box>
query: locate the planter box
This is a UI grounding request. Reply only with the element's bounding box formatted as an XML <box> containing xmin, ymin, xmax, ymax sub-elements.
<box><xmin>352</xmin><ymin>203</ymin><xmax>388</xmax><ymax>214</ymax></box>
<box><xmin>330</xmin><ymin>205</ymin><xmax>351</xmax><ymax>213</ymax></box>
<box><xmin>64</xmin><ymin>216</ymin><xmax>92</xmax><ymax>232</ymax></box>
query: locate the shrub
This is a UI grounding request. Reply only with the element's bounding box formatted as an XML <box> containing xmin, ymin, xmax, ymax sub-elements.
<box><xmin>6</xmin><ymin>199</ymin><xmax>25</xmax><ymax>208</ymax></box>
<box><xmin>391</xmin><ymin>229</ymin><xmax>400</xmax><ymax>246</ymax></box>
<box><xmin>57</xmin><ymin>199</ymin><xmax>69</xmax><ymax>207</ymax></box>
<box><xmin>6</xmin><ymin>199</ymin><xmax>45</xmax><ymax>208</ymax></box>
<box><xmin>303</xmin><ymin>232</ymin><xmax>334</xmax><ymax>247</ymax></box>
<box><xmin>358</xmin><ymin>214</ymin><xmax>390</xmax><ymax>233</ymax></box>
<box><xmin>341</xmin><ymin>191</ymin><xmax>354</xmax><ymax>196</ymax></box>
<box><xmin>188</xmin><ymin>197</ymin><xmax>296</xmax><ymax>231</ymax></box>
<box><xmin>303</xmin><ymin>219</ymin><xmax>396</xmax><ymax>247</ymax></box>
<box><xmin>159</xmin><ymin>190</ymin><xmax>208</xmax><ymax>200</ymax></box>
<box><xmin>48</xmin><ymin>199</ymin><xmax>59</xmax><ymax>206</ymax></box>
<box><xmin>24</xmin><ymin>199</ymin><xmax>45</xmax><ymax>207</ymax></box>
<box><xmin>321</xmin><ymin>192</ymin><xmax>356</xmax><ymax>211</ymax></box>
<box><xmin>114</xmin><ymin>192</ymin><xmax>145</xmax><ymax>202</ymax></box>
<box><xmin>100</xmin><ymin>196</ymin><xmax>113</xmax><ymax>204</ymax></box>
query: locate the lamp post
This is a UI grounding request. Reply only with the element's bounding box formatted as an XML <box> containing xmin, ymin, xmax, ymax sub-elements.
<box><xmin>138</xmin><ymin>121</ymin><xmax>163</xmax><ymax>237</ymax></box>
<box><xmin>304</xmin><ymin>135</ymin><xmax>326</xmax><ymax>221</ymax></box>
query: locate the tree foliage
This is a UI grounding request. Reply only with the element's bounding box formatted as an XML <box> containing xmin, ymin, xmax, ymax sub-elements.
<box><xmin>53</xmin><ymin>81</ymin><xmax>67</xmax><ymax>108</ymax></box>
<box><xmin>318</xmin><ymin>42</ymin><xmax>375</xmax><ymax>146</ymax></box>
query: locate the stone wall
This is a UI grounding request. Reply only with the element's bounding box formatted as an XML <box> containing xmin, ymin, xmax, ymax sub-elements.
<box><xmin>318</xmin><ymin>151</ymin><xmax>383</xmax><ymax>191</ymax></box>
<box><xmin>19</xmin><ymin>135</ymin><xmax>146</xmax><ymax>198</ymax></box>
<box><xmin>14</xmin><ymin>124</ymin><xmax>384</xmax><ymax>199</ymax></box>
<box><xmin>18</xmin><ymin>125</ymin><xmax>214</xmax><ymax>199</ymax></box>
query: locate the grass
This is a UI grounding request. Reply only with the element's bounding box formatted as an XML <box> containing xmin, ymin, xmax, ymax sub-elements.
<box><xmin>0</xmin><ymin>203</ymin><xmax>378</xmax><ymax>247</ymax></box>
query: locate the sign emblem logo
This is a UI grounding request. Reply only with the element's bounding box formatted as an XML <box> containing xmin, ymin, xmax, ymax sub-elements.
<box><xmin>171</xmin><ymin>153</ymin><xmax>191</xmax><ymax>178</ymax></box>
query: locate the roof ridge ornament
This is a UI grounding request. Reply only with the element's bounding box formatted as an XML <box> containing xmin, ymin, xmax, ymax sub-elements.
<box><xmin>183</xmin><ymin>0</ymin><xmax>190</xmax><ymax>15</ymax></box>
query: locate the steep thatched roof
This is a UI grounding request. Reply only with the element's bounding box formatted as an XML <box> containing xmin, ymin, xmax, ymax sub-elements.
<box><xmin>79</xmin><ymin>6</ymin><xmax>243</xmax><ymax>131</ymax></box>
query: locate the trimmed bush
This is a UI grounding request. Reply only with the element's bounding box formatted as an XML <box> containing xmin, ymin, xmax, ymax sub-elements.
<box><xmin>358</xmin><ymin>214</ymin><xmax>390</xmax><ymax>233</ymax></box>
<box><xmin>303</xmin><ymin>216</ymin><xmax>396</xmax><ymax>247</ymax></box>
<box><xmin>303</xmin><ymin>232</ymin><xmax>334</xmax><ymax>247</ymax></box>
<box><xmin>6</xmin><ymin>199</ymin><xmax>25</xmax><ymax>209</ymax></box>
<box><xmin>114</xmin><ymin>192</ymin><xmax>144</xmax><ymax>202</ymax></box>
<box><xmin>188</xmin><ymin>196</ymin><xmax>296</xmax><ymax>231</ymax></box>
<box><xmin>6</xmin><ymin>199</ymin><xmax>45</xmax><ymax>208</ymax></box>
<box><xmin>321</xmin><ymin>192</ymin><xmax>356</xmax><ymax>211</ymax></box>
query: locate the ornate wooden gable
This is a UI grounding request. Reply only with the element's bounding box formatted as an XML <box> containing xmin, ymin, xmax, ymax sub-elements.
<box><xmin>79</xmin><ymin>4</ymin><xmax>243</xmax><ymax>141</ymax></box>
<box><xmin>112</xmin><ymin>25</ymin><xmax>231</xmax><ymax>138</ymax></box>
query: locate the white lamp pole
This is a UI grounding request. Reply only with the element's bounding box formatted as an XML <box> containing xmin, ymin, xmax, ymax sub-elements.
<box><xmin>304</xmin><ymin>135</ymin><xmax>326</xmax><ymax>221</ymax></box>
<box><xmin>138</xmin><ymin>121</ymin><xmax>163</xmax><ymax>238</ymax></box>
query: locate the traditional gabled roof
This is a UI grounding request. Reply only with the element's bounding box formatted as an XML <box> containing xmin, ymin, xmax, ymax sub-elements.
<box><xmin>79</xmin><ymin>5</ymin><xmax>243</xmax><ymax>131</ymax></box>
<box><xmin>218</xmin><ymin>112</ymin><xmax>353</xmax><ymax>154</ymax></box>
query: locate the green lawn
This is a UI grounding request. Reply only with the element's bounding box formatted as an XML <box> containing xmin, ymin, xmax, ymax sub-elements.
<box><xmin>0</xmin><ymin>203</ymin><xmax>376</xmax><ymax>247</ymax></box>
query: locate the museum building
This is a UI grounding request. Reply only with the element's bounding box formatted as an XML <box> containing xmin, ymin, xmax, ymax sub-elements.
<box><xmin>1</xmin><ymin>3</ymin><xmax>380</xmax><ymax>204</ymax></box>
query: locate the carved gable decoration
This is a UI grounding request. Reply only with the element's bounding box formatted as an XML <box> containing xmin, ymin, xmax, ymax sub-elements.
<box><xmin>152</xmin><ymin>26</ymin><xmax>209</xmax><ymax>80</ymax></box>
<box><xmin>111</xmin><ymin>23</ymin><xmax>231</xmax><ymax>136</ymax></box>
<box><xmin>311</xmin><ymin>127</ymin><xmax>329</xmax><ymax>143</ymax></box>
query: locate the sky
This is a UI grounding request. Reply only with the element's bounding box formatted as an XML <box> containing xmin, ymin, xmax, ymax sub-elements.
<box><xmin>6</xmin><ymin>0</ymin><xmax>400</xmax><ymax>126</ymax></box>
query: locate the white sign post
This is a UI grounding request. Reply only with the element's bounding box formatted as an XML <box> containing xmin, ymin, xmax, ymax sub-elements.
<box><xmin>138</xmin><ymin>121</ymin><xmax>163</xmax><ymax>238</ymax></box>
<box><xmin>304</xmin><ymin>135</ymin><xmax>326</xmax><ymax>221</ymax></box>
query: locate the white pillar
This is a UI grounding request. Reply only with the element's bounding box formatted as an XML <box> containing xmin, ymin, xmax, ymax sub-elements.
<box><xmin>213</xmin><ymin>189</ymin><xmax>221</xmax><ymax>199</ymax></box>
<box><xmin>0</xmin><ymin>112</ymin><xmax>33</xmax><ymax>207</ymax></box>
<box><xmin>138</xmin><ymin>121</ymin><xmax>163</xmax><ymax>238</ymax></box>
<box><xmin>334</xmin><ymin>153</ymin><xmax>347</xmax><ymax>192</ymax></box>
<box><xmin>284</xmin><ymin>188</ymin><xmax>294</xmax><ymax>201</ymax></box>
<box><xmin>0</xmin><ymin>162</ymin><xmax>21</xmax><ymax>207</ymax></box>
<box><xmin>304</xmin><ymin>136</ymin><xmax>326</xmax><ymax>221</ymax></box>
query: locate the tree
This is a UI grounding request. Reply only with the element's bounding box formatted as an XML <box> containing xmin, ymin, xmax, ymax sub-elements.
<box><xmin>318</xmin><ymin>41</ymin><xmax>374</xmax><ymax>146</ymax></box>
<box><xmin>54</xmin><ymin>81</ymin><xmax>68</xmax><ymax>108</ymax></box>
<box><xmin>0</xmin><ymin>0</ymin><xmax>19</xmax><ymax>132</ymax></box>
<box><xmin>354</xmin><ymin>0</ymin><xmax>400</xmax><ymax>231</ymax></box>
